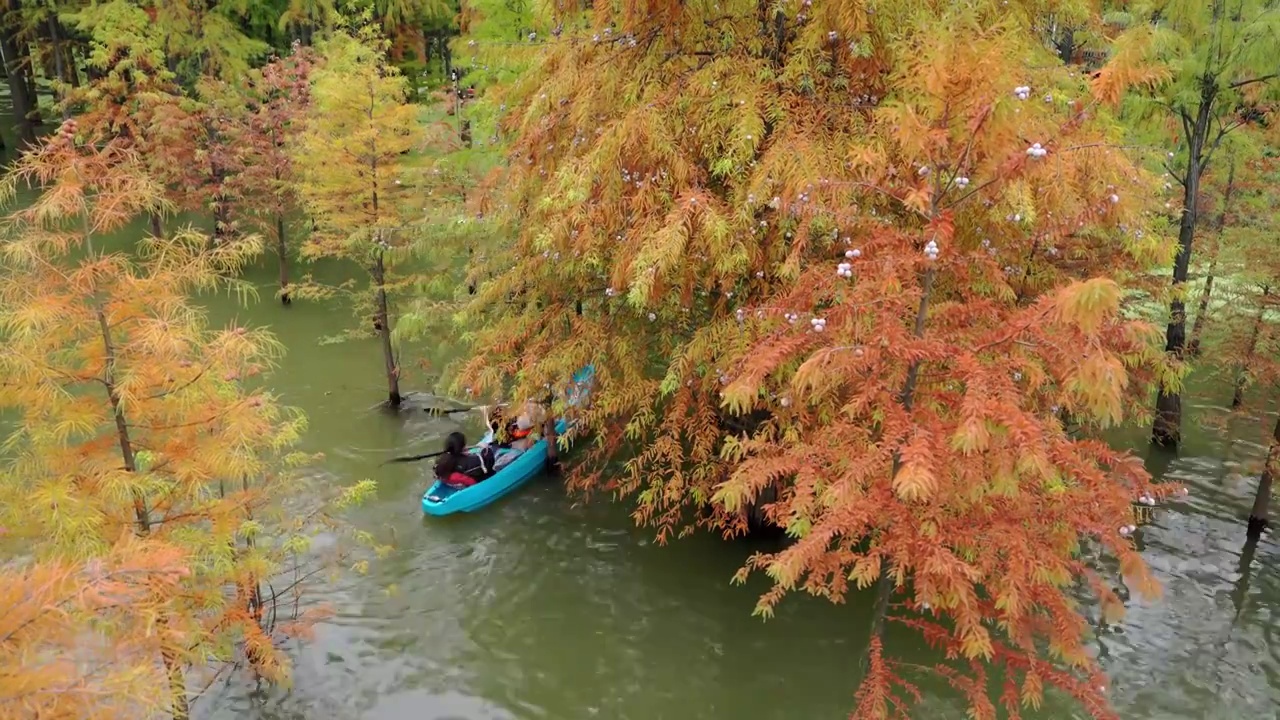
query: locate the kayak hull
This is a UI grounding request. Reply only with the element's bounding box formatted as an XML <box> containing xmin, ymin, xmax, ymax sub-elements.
<box><xmin>420</xmin><ymin>366</ymin><xmax>593</xmax><ymax>516</ymax></box>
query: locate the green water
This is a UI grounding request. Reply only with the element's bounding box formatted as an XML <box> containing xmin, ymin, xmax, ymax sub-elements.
<box><xmin>1</xmin><ymin>114</ymin><xmax>1277</xmax><ymax>720</ymax></box>
<box><xmin>181</xmin><ymin>250</ymin><xmax>1279</xmax><ymax>720</ymax></box>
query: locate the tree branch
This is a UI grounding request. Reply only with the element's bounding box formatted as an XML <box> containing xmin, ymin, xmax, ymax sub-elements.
<box><xmin>1229</xmin><ymin>73</ymin><xmax>1280</xmax><ymax>89</ymax></box>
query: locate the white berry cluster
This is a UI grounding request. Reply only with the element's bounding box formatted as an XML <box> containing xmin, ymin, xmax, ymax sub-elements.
<box><xmin>1013</xmin><ymin>85</ymin><xmax>1032</xmax><ymax>100</ymax></box>
<box><xmin>1118</xmin><ymin>524</ymin><xmax>1137</xmax><ymax>536</ymax></box>
<box><xmin>810</xmin><ymin>317</ymin><xmax>827</xmax><ymax>332</ymax></box>
<box><xmin>1026</xmin><ymin>143</ymin><xmax>1048</xmax><ymax>159</ymax></box>
<box><xmin>923</xmin><ymin>239</ymin><xmax>939</xmax><ymax>261</ymax></box>
<box><xmin>954</xmin><ymin>176</ymin><xmax>970</xmax><ymax>188</ymax></box>
<box><xmin>837</xmin><ymin>248</ymin><xmax>860</xmax><ymax>278</ymax></box>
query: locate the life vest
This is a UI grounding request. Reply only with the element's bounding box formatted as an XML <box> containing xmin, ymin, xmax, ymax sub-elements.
<box><xmin>510</xmin><ymin>424</ymin><xmax>533</xmax><ymax>440</ymax></box>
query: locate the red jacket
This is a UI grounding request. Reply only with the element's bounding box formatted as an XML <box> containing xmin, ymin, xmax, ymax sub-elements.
<box><xmin>445</xmin><ymin>472</ymin><xmax>478</xmax><ymax>488</ymax></box>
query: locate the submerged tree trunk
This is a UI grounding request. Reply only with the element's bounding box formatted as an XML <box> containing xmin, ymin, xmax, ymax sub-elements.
<box><xmin>276</xmin><ymin>216</ymin><xmax>291</xmax><ymax>305</ymax></box>
<box><xmin>1153</xmin><ymin>83</ymin><xmax>1215</xmax><ymax>448</ymax></box>
<box><xmin>1054</xmin><ymin>24</ymin><xmax>1076</xmax><ymax>65</ymax></box>
<box><xmin>1231</xmin><ymin>286</ymin><xmax>1268</xmax><ymax>409</ymax></box>
<box><xmin>372</xmin><ymin>251</ymin><xmax>401</xmax><ymax>408</ymax></box>
<box><xmin>1247</xmin><ymin>412</ymin><xmax>1280</xmax><ymax>539</ymax></box>
<box><xmin>238</xmin><ymin>475</ymin><xmax>268</xmax><ymax>671</ymax></box>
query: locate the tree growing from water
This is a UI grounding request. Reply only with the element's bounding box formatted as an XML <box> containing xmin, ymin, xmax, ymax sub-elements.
<box><xmin>1185</xmin><ymin>149</ymin><xmax>1245</xmax><ymax>357</ymax></box>
<box><xmin>0</xmin><ymin>117</ymin><xmax>380</xmax><ymax>717</ymax></box>
<box><xmin>1099</xmin><ymin>0</ymin><xmax>1280</xmax><ymax>448</ymax></box>
<box><xmin>1191</xmin><ymin>131</ymin><xmax>1280</xmax><ymax>539</ymax></box>
<box><xmin>453</xmin><ymin>1</ymin><xmax>1180</xmax><ymax>717</ymax></box>
<box><xmin>292</xmin><ymin>22</ymin><xmax>423</xmax><ymax>408</ymax></box>
<box><xmin>229</xmin><ymin>45</ymin><xmax>317</xmax><ymax>304</ymax></box>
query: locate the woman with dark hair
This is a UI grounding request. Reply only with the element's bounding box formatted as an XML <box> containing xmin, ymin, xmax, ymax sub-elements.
<box><xmin>433</xmin><ymin>431</ymin><xmax>497</xmax><ymax>489</ymax></box>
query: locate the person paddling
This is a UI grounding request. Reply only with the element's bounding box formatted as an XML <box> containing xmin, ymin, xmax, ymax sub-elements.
<box><xmin>433</xmin><ymin>431</ymin><xmax>497</xmax><ymax>489</ymax></box>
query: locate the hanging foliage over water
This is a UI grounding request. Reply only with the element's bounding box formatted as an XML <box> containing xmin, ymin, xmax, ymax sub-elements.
<box><xmin>453</xmin><ymin>0</ymin><xmax>1183</xmax><ymax>716</ymax></box>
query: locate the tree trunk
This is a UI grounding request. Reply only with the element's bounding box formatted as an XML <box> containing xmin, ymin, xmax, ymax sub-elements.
<box><xmin>204</xmin><ymin>119</ymin><xmax>233</xmax><ymax>246</ymax></box>
<box><xmin>46</xmin><ymin>16</ymin><xmax>69</xmax><ymax>121</ymax></box>
<box><xmin>861</xmin><ymin>266</ymin><xmax>937</xmax><ymax>680</ymax></box>
<box><xmin>543</xmin><ymin>411</ymin><xmax>559</xmax><ymax>473</ymax></box>
<box><xmin>276</xmin><ymin>216</ymin><xmax>291</xmax><ymax>305</ymax></box>
<box><xmin>1232</xmin><ymin>286</ymin><xmax>1269</xmax><ymax>409</ymax></box>
<box><xmin>372</xmin><ymin>251</ymin><xmax>401</xmax><ymax>408</ymax></box>
<box><xmin>1153</xmin><ymin>84</ymin><xmax>1215</xmax><ymax>448</ymax></box>
<box><xmin>1190</xmin><ymin>156</ymin><xmax>1236</xmax><ymax>357</ymax></box>
<box><xmin>1188</xmin><ymin>253</ymin><xmax>1217</xmax><ymax>357</ymax></box>
<box><xmin>94</xmin><ymin>300</ymin><xmax>190</xmax><ymax>720</ymax></box>
<box><xmin>62</xmin><ymin>42</ymin><xmax>78</xmax><ymax>88</ymax></box>
<box><xmin>9</xmin><ymin>0</ymin><xmax>42</xmax><ymax>129</ymax></box>
<box><xmin>1055</xmin><ymin>26</ymin><xmax>1076</xmax><ymax>65</ymax></box>
<box><xmin>1247</xmin><ymin>412</ymin><xmax>1280</xmax><ymax>539</ymax></box>
<box><xmin>0</xmin><ymin>13</ymin><xmax>38</xmax><ymax>148</ymax></box>
<box><xmin>238</xmin><ymin>475</ymin><xmax>267</xmax><ymax>670</ymax></box>
<box><xmin>149</xmin><ymin>212</ymin><xmax>163</xmax><ymax>239</ymax></box>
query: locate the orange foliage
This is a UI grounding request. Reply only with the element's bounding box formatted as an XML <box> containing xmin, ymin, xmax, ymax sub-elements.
<box><xmin>0</xmin><ymin>538</ymin><xmax>189</xmax><ymax>720</ymax></box>
<box><xmin>455</xmin><ymin>1</ymin><xmax>1179</xmax><ymax>717</ymax></box>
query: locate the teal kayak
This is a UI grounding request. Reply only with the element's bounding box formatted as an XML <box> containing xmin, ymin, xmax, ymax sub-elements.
<box><xmin>421</xmin><ymin>365</ymin><xmax>594</xmax><ymax>516</ymax></box>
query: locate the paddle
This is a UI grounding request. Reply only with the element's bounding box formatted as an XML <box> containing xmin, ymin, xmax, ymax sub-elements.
<box><xmin>422</xmin><ymin>402</ymin><xmax>508</xmax><ymax>417</ymax></box>
<box><xmin>381</xmin><ymin>449</ymin><xmax>451</xmax><ymax>465</ymax></box>
<box><xmin>381</xmin><ymin>430</ymin><xmax>495</xmax><ymax>466</ymax></box>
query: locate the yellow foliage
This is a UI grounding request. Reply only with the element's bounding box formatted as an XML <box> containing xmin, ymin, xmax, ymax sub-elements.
<box><xmin>1054</xmin><ymin>278</ymin><xmax>1122</xmax><ymax>335</ymax></box>
<box><xmin>0</xmin><ymin>121</ymin><xmax>379</xmax><ymax>711</ymax></box>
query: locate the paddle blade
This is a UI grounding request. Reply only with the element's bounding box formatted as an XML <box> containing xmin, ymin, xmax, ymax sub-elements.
<box><xmin>382</xmin><ymin>450</ymin><xmax>444</xmax><ymax>465</ymax></box>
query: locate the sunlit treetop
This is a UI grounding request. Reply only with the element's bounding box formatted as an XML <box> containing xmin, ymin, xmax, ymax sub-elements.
<box><xmin>293</xmin><ymin>22</ymin><xmax>423</xmax><ymax>259</ymax></box>
<box><xmin>452</xmin><ymin>1</ymin><xmax>1181</xmax><ymax>718</ymax></box>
